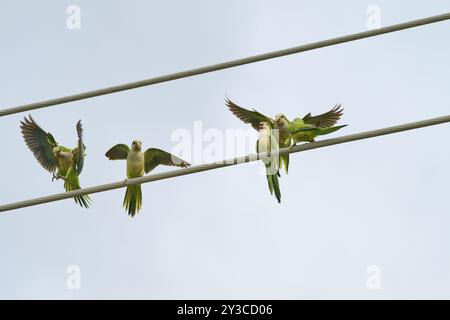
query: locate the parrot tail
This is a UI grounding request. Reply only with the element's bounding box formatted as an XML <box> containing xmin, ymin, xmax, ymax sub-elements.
<box><xmin>266</xmin><ymin>166</ymin><xmax>281</xmax><ymax>204</ymax></box>
<box><xmin>123</xmin><ymin>184</ymin><xmax>142</xmax><ymax>217</ymax></box>
<box><xmin>64</xmin><ymin>167</ymin><xmax>91</xmax><ymax>208</ymax></box>
<box><xmin>280</xmin><ymin>154</ymin><xmax>289</xmax><ymax>175</ymax></box>
<box><xmin>317</xmin><ymin>124</ymin><xmax>348</xmax><ymax>136</ymax></box>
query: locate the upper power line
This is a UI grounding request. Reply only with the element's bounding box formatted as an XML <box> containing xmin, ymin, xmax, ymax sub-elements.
<box><xmin>0</xmin><ymin>12</ymin><xmax>449</xmax><ymax>117</ymax></box>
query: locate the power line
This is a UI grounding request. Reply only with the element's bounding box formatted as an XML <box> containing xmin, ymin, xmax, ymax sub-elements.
<box><xmin>1</xmin><ymin>114</ymin><xmax>449</xmax><ymax>213</ymax></box>
<box><xmin>1</xmin><ymin>13</ymin><xmax>449</xmax><ymax>118</ymax></box>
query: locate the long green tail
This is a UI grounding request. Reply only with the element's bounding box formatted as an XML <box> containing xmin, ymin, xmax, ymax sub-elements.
<box><xmin>123</xmin><ymin>184</ymin><xmax>142</xmax><ymax>217</ymax></box>
<box><xmin>64</xmin><ymin>167</ymin><xmax>91</xmax><ymax>208</ymax></box>
<box><xmin>317</xmin><ymin>124</ymin><xmax>348</xmax><ymax>136</ymax></box>
<box><xmin>266</xmin><ymin>165</ymin><xmax>281</xmax><ymax>203</ymax></box>
<box><xmin>280</xmin><ymin>154</ymin><xmax>289</xmax><ymax>175</ymax></box>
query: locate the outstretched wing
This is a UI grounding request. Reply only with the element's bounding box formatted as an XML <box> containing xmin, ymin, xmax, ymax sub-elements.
<box><xmin>20</xmin><ymin>115</ymin><xmax>58</xmax><ymax>173</ymax></box>
<box><xmin>144</xmin><ymin>148</ymin><xmax>190</xmax><ymax>173</ymax></box>
<box><xmin>302</xmin><ymin>104</ymin><xmax>344</xmax><ymax>128</ymax></box>
<box><xmin>105</xmin><ymin>144</ymin><xmax>130</xmax><ymax>160</ymax></box>
<box><xmin>226</xmin><ymin>98</ymin><xmax>274</xmax><ymax>130</ymax></box>
<box><xmin>74</xmin><ymin>120</ymin><xmax>85</xmax><ymax>175</ymax></box>
<box><xmin>287</xmin><ymin>118</ymin><xmax>315</xmax><ymax>134</ymax></box>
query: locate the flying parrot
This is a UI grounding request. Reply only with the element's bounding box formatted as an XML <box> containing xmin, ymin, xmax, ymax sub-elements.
<box><xmin>20</xmin><ymin>115</ymin><xmax>91</xmax><ymax>208</ymax></box>
<box><xmin>226</xmin><ymin>98</ymin><xmax>345</xmax><ymax>174</ymax></box>
<box><xmin>105</xmin><ymin>140</ymin><xmax>191</xmax><ymax>217</ymax></box>
<box><xmin>257</xmin><ymin>122</ymin><xmax>281</xmax><ymax>203</ymax></box>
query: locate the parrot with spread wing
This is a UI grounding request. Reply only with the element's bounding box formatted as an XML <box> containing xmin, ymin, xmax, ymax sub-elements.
<box><xmin>257</xmin><ymin>122</ymin><xmax>281</xmax><ymax>203</ymax></box>
<box><xmin>105</xmin><ymin>140</ymin><xmax>191</xmax><ymax>217</ymax></box>
<box><xmin>226</xmin><ymin>98</ymin><xmax>346</xmax><ymax>174</ymax></box>
<box><xmin>286</xmin><ymin>117</ymin><xmax>347</xmax><ymax>144</ymax></box>
<box><xmin>20</xmin><ymin>115</ymin><xmax>91</xmax><ymax>208</ymax></box>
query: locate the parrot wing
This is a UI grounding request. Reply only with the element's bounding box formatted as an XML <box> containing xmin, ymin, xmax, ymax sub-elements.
<box><xmin>105</xmin><ymin>144</ymin><xmax>130</xmax><ymax>160</ymax></box>
<box><xmin>302</xmin><ymin>104</ymin><xmax>344</xmax><ymax>128</ymax></box>
<box><xmin>287</xmin><ymin>119</ymin><xmax>316</xmax><ymax>134</ymax></box>
<box><xmin>226</xmin><ymin>98</ymin><xmax>274</xmax><ymax>130</ymax></box>
<box><xmin>144</xmin><ymin>148</ymin><xmax>190</xmax><ymax>173</ymax></box>
<box><xmin>20</xmin><ymin>115</ymin><xmax>58</xmax><ymax>173</ymax></box>
<box><xmin>74</xmin><ymin>120</ymin><xmax>85</xmax><ymax>175</ymax></box>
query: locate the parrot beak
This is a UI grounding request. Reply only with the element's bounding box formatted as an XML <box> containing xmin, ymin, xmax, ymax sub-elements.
<box><xmin>132</xmin><ymin>140</ymin><xmax>142</xmax><ymax>151</ymax></box>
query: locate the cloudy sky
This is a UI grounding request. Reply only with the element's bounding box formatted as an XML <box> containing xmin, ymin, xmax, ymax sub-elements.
<box><xmin>0</xmin><ymin>0</ymin><xmax>449</xmax><ymax>299</ymax></box>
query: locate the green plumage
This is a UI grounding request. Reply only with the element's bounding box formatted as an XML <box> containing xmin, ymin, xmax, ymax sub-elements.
<box><xmin>257</xmin><ymin>123</ymin><xmax>281</xmax><ymax>203</ymax></box>
<box><xmin>288</xmin><ymin>118</ymin><xmax>347</xmax><ymax>143</ymax></box>
<box><xmin>226</xmin><ymin>98</ymin><xmax>346</xmax><ymax>175</ymax></box>
<box><xmin>280</xmin><ymin>153</ymin><xmax>290</xmax><ymax>175</ymax></box>
<box><xmin>20</xmin><ymin>115</ymin><xmax>91</xmax><ymax>208</ymax></box>
<box><xmin>226</xmin><ymin>98</ymin><xmax>347</xmax><ymax>203</ymax></box>
<box><xmin>65</xmin><ymin>166</ymin><xmax>90</xmax><ymax>208</ymax></box>
<box><xmin>106</xmin><ymin>140</ymin><xmax>190</xmax><ymax>217</ymax></box>
<box><xmin>123</xmin><ymin>184</ymin><xmax>142</xmax><ymax>217</ymax></box>
<box><xmin>266</xmin><ymin>165</ymin><xmax>281</xmax><ymax>203</ymax></box>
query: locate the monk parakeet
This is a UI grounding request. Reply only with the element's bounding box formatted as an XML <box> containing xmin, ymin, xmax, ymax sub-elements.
<box><xmin>105</xmin><ymin>140</ymin><xmax>191</xmax><ymax>217</ymax></box>
<box><xmin>257</xmin><ymin>122</ymin><xmax>281</xmax><ymax>203</ymax></box>
<box><xmin>226</xmin><ymin>98</ymin><xmax>345</xmax><ymax>174</ymax></box>
<box><xmin>285</xmin><ymin>116</ymin><xmax>347</xmax><ymax>144</ymax></box>
<box><xmin>20</xmin><ymin>115</ymin><xmax>91</xmax><ymax>208</ymax></box>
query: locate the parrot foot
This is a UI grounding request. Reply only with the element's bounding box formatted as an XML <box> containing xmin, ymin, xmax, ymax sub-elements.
<box><xmin>52</xmin><ymin>173</ymin><xmax>66</xmax><ymax>182</ymax></box>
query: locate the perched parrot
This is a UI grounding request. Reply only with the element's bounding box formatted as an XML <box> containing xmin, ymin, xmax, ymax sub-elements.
<box><xmin>257</xmin><ymin>122</ymin><xmax>281</xmax><ymax>203</ymax></box>
<box><xmin>20</xmin><ymin>115</ymin><xmax>91</xmax><ymax>208</ymax></box>
<box><xmin>105</xmin><ymin>140</ymin><xmax>191</xmax><ymax>217</ymax></box>
<box><xmin>285</xmin><ymin>117</ymin><xmax>347</xmax><ymax>144</ymax></box>
<box><xmin>226</xmin><ymin>98</ymin><xmax>345</xmax><ymax>174</ymax></box>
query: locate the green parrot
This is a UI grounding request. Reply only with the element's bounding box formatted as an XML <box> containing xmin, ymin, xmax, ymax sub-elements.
<box><xmin>105</xmin><ymin>140</ymin><xmax>191</xmax><ymax>217</ymax></box>
<box><xmin>226</xmin><ymin>98</ymin><xmax>345</xmax><ymax>174</ymax></box>
<box><xmin>286</xmin><ymin>117</ymin><xmax>347</xmax><ymax>144</ymax></box>
<box><xmin>20</xmin><ymin>115</ymin><xmax>91</xmax><ymax>208</ymax></box>
<box><xmin>257</xmin><ymin>122</ymin><xmax>281</xmax><ymax>203</ymax></box>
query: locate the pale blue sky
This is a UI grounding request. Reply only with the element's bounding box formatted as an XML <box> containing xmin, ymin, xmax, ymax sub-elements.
<box><xmin>0</xmin><ymin>1</ymin><xmax>449</xmax><ymax>299</ymax></box>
